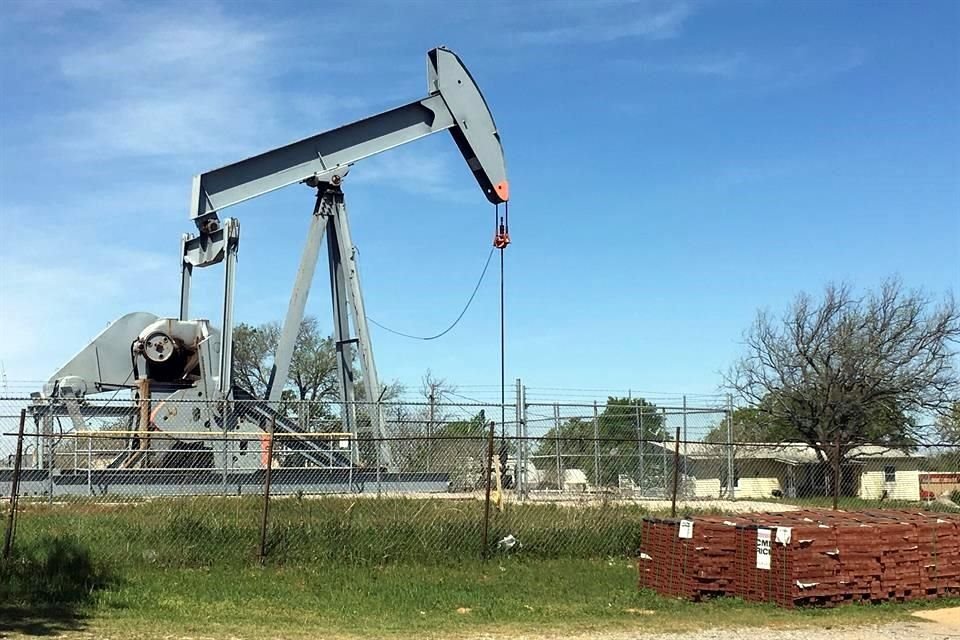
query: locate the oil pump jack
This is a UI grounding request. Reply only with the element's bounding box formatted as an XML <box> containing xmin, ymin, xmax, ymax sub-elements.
<box><xmin>31</xmin><ymin>47</ymin><xmax>508</xmax><ymax>483</ymax></box>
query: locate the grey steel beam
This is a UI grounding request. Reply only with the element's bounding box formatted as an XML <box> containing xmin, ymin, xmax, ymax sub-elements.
<box><xmin>331</xmin><ymin>199</ymin><xmax>379</xmax><ymax>404</ymax></box>
<box><xmin>190</xmin><ymin>47</ymin><xmax>508</xmax><ymax>227</ymax></box>
<box><xmin>330</xmin><ymin>195</ymin><xmax>394</xmax><ymax>469</ymax></box>
<box><xmin>217</xmin><ymin>219</ymin><xmax>240</xmax><ymax>396</ymax></box>
<box><xmin>327</xmin><ymin>200</ymin><xmax>357</xmax><ymax>433</ymax></box>
<box><xmin>266</xmin><ymin>191</ymin><xmax>330</xmax><ymax>405</ymax></box>
<box><xmin>179</xmin><ymin>233</ymin><xmax>192</xmax><ymax>321</ymax></box>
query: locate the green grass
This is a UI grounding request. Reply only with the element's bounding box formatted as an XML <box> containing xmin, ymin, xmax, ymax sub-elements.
<box><xmin>13</xmin><ymin>496</ymin><xmax>660</xmax><ymax>567</ymax></box>
<box><xmin>5</xmin><ymin>497</ymin><xmax>958</xmax><ymax>638</ymax></box>
<box><xmin>5</xmin><ymin>558</ymin><xmax>956</xmax><ymax>639</ymax></box>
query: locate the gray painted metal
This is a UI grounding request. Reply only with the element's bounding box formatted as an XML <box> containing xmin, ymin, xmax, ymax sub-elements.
<box><xmin>332</xmin><ymin>202</ymin><xmax>377</xmax><ymax>398</ymax></box>
<box><xmin>331</xmin><ymin>196</ymin><xmax>385</xmax><ymax>440</ymax></box>
<box><xmin>179</xmin><ymin>233</ymin><xmax>192</xmax><ymax>321</ymax></box>
<box><xmin>45</xmin><ymin>312</ymin><xmax>159</xmax><ymax>394</ymax></box>
<box><xmin>266</xmin><ymin>192</ymin><xmax>329</xmax><ymax>404</ymax></box>
<box><xmin>217</xmin><ymin>219</ymin><xmax>240</xmax><ymax>396</ymax></box>
<box><xmin>5</xmin><ymin>473</ymin><xmax>450</xmax><ymax>499</ymax></box>
<box><xmin>189</xmin><ymin>47</ymin><xmax>507</xmax><ymax>226</ymax></box>
<box><xmin>327</xmin><ymin>201</ymin><xmax>357</xmax><ymax>432</ymax></box>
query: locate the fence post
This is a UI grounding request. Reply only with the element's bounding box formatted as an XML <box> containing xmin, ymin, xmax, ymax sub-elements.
<box><xmin>376</xmin><ymin>406</ymin><xmax>383</xmax><ymax>497</ymax></box>
<box><xmin>257</xmin><ymin>417</ymin><xmax>276</xmax><ymax>565</ymax></box>
<box><xmin>221</xmin><ymin>400</ymin><xmax>229</xmax><ymax>496</ymax></box>
<box><xmin>42</xmin><ymin>415</ymin><xmax>53</xmax><ymax>503</ymax></box>
<box><xmin>635</xmin><ymin>405</ymin><xmax>643</xmax><ymax>494</ymax></box>
<box><xmin>514</xmin><ymin>379</ymin><xmax>521</xmax><ymax>496</ymax></box>
<box><xmin>671</xmin><ymin>426</ymin><xmax>681</xmax><ymax>518</ymax></box>
<box><xmin>86</xmin><ymin>433</ymin><xmax>92</xmax><ymax>495</ymax></box>
<box><xmin>554</xmin><ymin>403</ymin><xmax>563</xmax><ymax>492</ymax></box>
<box><xmin>518</xmin><ymin>383</ymin><xmax>527</xmax><ymax>499</ymax></box>
<box><xmin>661</xmin><ymin>407</ymin><xmax>668</xmax><ymax>495</ymax></box>
<box><xmin>833</xmin><ymin>430</ymin><xmax>841</xmax><ymax>511</ymax></box>
<box><xmin>3</xmin><ymin>409</ymin><xmax>26</xmax><ymax>560</ymax></box>
<box><xmin>726</xmin><ymin>394</ymin><xmax>736</xmax><ymax>500</ymax></box>
<box><xmin>427</xmin><ymin>386</ymin><xmax>435</xmax><ymax>473</ymax></box>
<box><xmin>682</xmin><ymin>395</ymin><xmax>688</xmax><ymax>479</ymax></box>
<box><xmin>592</xmin><ymin>401</ymin><xmax>600</xmax><ymax>489</ymax></box>
<box><xmin>482</xmin><ymin>421</ymin><xmax>496</xmax><ymax>560</ymax></box>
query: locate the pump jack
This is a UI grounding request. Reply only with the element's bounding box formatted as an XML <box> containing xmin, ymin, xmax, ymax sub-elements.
<box><xmin>31</xmin><ymin>47</ymin><xmax>508</xmax><ymax>481</ymax></box>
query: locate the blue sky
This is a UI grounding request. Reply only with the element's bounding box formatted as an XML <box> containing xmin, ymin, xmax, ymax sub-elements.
<box><xmin>0</xmin><ymin>0</ymin><xmax>957</xmax><ymax>403</ymax></box>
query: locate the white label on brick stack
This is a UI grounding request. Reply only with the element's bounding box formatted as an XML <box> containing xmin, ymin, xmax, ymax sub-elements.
<box><xmin>678</xmin><ymin>520</ymin><xmax>694</xmax><ymax>539</ymax></box>
<box><xmin>756</xmin><ymin>528</ymin><xmax>772</xmax><ymax>570</ymax></box>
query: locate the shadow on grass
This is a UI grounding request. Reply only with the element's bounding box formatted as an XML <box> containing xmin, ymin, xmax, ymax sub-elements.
<box><xmin>0</xmin><ymin>535</ymin><xmax>113</xmax><ymax>637</ymax></box>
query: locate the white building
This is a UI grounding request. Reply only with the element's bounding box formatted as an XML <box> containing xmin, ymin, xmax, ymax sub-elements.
<box><xmin>654</xmin><ymin>441</ymin><xmax>924</xmax><ymax>501</ymax></box>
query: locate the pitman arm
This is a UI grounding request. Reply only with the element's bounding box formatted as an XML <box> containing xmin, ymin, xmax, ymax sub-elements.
<box><xmin>190</xmin><ymin>46</ymin><xmax>508</xmax><ymax>229</ymax></box>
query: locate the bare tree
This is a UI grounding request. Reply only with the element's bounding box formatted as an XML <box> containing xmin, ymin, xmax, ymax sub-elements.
<box><xmin>936</xmin><ymin>400</ymin><xmax>960</xmax><ymax>444</ymax></box>
<box><xmin>232</xmin><ymin>316</ymin><xmax>337</xmax><ymax>402</ymax></box>
<box><xmin>726</xmin><ymin>279</ymin><xmax>959</xmax><ymax>467</ymax></box>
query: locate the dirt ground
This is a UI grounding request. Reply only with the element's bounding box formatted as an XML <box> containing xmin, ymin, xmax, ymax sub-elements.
<box><xmin>467</xmin><ymin>608</ymin><xmax>960</xmax><ymax>640</ymax></box>
<box><xmin>339</xmin><ymin>491</ymin><xmax>801</xmax><ymax>513</ymax></box>
<box><xmin>913</xmin><ymin>605</ymin><xmax>960</xmax><ymax>630</ymax></box>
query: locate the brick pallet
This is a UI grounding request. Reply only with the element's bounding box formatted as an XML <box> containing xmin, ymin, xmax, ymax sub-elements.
<box><xmin>639</xmin><ymin>516</ymin><xmax>746</xmax><ymax>601</ymax></box>
<box><xmin>638</xmin><ymin>509</ymin><xmax>960</xmax><ymax>608</ymax></box>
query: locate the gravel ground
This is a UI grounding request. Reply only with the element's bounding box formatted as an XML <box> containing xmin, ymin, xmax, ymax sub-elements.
<box><xmin>465</xmin><ymin>622</ymin><xmax>958</xmax><ymax>640</ymax></box>
<box><xmin>379</xmin><ymin>492</ymin><xmax>802</xmax><ymax>513</ymax></box>
<box><xmin>465</xmin><ymin>610</ymin><xmax>960</xmax><ymax>640</ymax></box>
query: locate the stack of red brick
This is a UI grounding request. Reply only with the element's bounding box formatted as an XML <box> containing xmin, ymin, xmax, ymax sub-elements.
<box><xmin>638</xmin><ymin>509</ymin><xmax>960</xmax><ymax>607</ymax></box>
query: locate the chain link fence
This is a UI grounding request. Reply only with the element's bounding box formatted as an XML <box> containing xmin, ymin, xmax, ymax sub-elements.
<box><xmin>2</xmin><ymin>394</ymin><xmax>958</xmax><ymax>568</ymax></box>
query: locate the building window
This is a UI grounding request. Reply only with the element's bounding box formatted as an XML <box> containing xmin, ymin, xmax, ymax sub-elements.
<box><xmin>884</xmin><ymin>465</ymin><xmax>896</xmax><ymax>483</ymax></box>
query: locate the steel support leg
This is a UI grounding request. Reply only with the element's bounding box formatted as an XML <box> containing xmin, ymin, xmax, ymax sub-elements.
<box><xmin>330</xmin><ymin>198</ymin><xmax>392</xmax><ymax>468</ymax></box>
<box><xmin>218</xmin><ymin>219</ymin><xmax>240</xmax><ymax>397</ymax></box>
<box><xmin>179</xmin><ymin>233</ymin><xmax>193</xmax><ymax>321</ymax></box>
<box><xmin>267</xmin><ymin>192</ymin><xmax>330</xmax><ymax>405</ymax></box>
<box><xmin>327</xmin><ymin>198</ymin><xmax>357</xmax><ymax>435</ymax></box>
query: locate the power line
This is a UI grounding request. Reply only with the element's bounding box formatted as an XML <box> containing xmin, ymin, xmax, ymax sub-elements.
<box><xmin>366</xmin><ymin>246</ymin><xmax>496</xmax><ymax>341</ymax></box>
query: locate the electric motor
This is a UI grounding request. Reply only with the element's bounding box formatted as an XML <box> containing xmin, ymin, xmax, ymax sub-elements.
<box><xmin>143</xmin><ymin>332</ymin><xmax>177</xmax><ymax>363</ymax></box>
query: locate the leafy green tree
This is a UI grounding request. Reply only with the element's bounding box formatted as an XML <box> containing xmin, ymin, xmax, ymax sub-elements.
<box><xmin>536</xmin><ymin>397</ymin><xmax>665</xmax><ymax>487</ymax></box>
<box><xmin>704</xmin><ymin>406</ymin><xmax>791</xmax><ymax>443</ymax></box>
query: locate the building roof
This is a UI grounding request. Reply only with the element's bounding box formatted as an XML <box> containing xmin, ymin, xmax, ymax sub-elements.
<box><xmin>652</xmin><ymin>441</ymin><xmax>920</xmax><ymax>465</ymax></box>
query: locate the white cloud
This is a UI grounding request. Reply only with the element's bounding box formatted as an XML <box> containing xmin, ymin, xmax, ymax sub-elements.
<box><xmin>620</xmin><ymin>46</ymin><xmax>866</xmax><ymax>88</ymax></box>
<box><xmin>518</xmin><ymin>1</ymin><xmax>694</xmax><ymax>45</ymax></box>
<box><xmin>636</xmin><ymin>53</ymin><xmax>748</xmax><ymax>78</ymax></box>
<box><xmin>50</xmin><ymin>9</ymin><xmax>287</xmax><ymax>163</ymax></box>
<box><xmin>0</xmin><ymin>230</ymin><xmax>172</xmax><ymax>382</ymax></box>
<box><xmin>351</xmin><ymin>146</ymin><xmax>476</xmax><ymax>203</ymax></box>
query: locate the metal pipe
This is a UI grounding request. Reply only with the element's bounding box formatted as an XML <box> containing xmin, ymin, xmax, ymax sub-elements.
<box><xmin>833</xmin><ymin>430</ymin><xmax>841</xmax><ymax>511</ymax></box>
<box><xmin>671</xmin><ymin>426</ymin><xmax>681</xmax><ymax>518</ymax></box>
<box><xmin>87</xmin><ymin>434</ymin><xmax>92</xmax><ymax>495</ymax></box>
<box><xmin>514</xmin><ymin>378</ymin><xmax>522</xmax><ymax>495</ymax></box>
<box><xmin>520</xmin><ymin>383</ymin><xmax>527</xmax><ymax>499</ymax></box>
<box><xmin>482</xmin><ymin>421</ymin><xmax>495</xmax><ymax>560</ymax></box>
<box><xmin>258</xmin><ymin>417</ymin><xmax>276</xmax><ymax>565</ymax></box>
<box><xmin>726</xmin><ymin>394</ymin><xmax>735</xmax><ymax>500</ymax></box>
<box><xmin>682</xmin><ymin>395</ymin><xmax>688</xmax><ymax>479</ymax></box>
<box><xmin>3</xmin><ymin>409</ymin><xmax>26</xmax><ymax>560</ymax></box>
<box><xmin>554</xmin><ymin>403</ymin><xmax>562</xmax><ymax>492</ymax></box>
<box><xmin>635</xmin><ymin>405</ymin><xmax>643</xmax><ymax>494</ymax></box>
<box><xmin>593</xmin><ymin>401</ymin><xmax>600</xmax><ymax>488</ymax></box>
<box><xmin>662</xmin><ymin>408</ymin><xmax>668</xmax><ymax>495</ymax></box>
